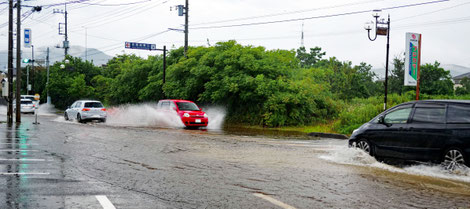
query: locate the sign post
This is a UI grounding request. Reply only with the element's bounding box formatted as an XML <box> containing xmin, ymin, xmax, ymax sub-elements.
<box><xmin>404</xmin><ymin>33</ymin><xmax>422</xmax><ymax>100</ymax></box>
<box><xmin>24</xmin><ymin>28</ymin><xmax>31</xmax><ymax>48</ymax></box>
<box><xmin>124</xmin><ymin>42</ymin><xmax>167</xmax><ymax>91</ymax></box>
<box><xmin>33</xmin><ymin>94</ymin><xmax>40</xmax><ymax>124</ymax></box>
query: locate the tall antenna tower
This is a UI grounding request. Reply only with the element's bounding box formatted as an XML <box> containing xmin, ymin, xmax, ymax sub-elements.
<box><xmin>301</xmin><ymin>22</ymin><xmax>305</xmax><ymax>48</ymax></box>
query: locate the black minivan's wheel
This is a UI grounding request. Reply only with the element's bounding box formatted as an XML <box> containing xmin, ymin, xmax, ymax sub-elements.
<box><xmin>356</xmin><ymin>139</ymin><xmax>372</xmax><ymax>155</ymax></box>
<box><xmin>64</xmin><ymin>112</ymin><xmax>69</xmax><ymax>121</ymax></box>
<box><xmin>442</xmin><ymin>148</ymin><xmax>468</xmax><ymax>170</ymax></box>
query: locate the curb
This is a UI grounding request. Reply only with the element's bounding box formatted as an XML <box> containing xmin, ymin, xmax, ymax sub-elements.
<box><xmin>307</xmin><ymin>132</ymin><xmax>348</xmax><ymax>139</ymax></box>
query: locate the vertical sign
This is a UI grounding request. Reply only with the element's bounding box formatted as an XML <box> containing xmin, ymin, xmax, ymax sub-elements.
<box><xmin>404</xmin><ymin>33</ymin><xmax>421</xmax><ymax>86</ymax></box>
<box><xmin>24</xmin><ymin>28</ymin><xmax>32</xmax><ymax>48</ymax></box>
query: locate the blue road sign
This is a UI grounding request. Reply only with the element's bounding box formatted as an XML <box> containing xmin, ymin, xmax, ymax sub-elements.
<box><xmin>24</xmin><ymin>28</ymin><xmax>31</xmax><ymax>48</ymax></box>
<box><xmin>125</xmin><ymin>42</ymin><xmax>156</xmax><ymax>50</ymax></box>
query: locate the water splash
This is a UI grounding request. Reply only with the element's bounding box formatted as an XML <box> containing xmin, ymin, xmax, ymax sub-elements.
<box><xmin>320</xmin><ymin>144</ymin><xmax>470</xmax><ymax>183</ymax></box>
<box><xmin>205</xmin><ymin>106</ymin><xmax>226</xmax><ymax>130</ymax></box>
<box><xmin>37</xmin><ymin>103</ymin><xmax>58</xmax><ymax>116</ymax></box>
<box><xmin>106</xmin><ymin>103</ymin><xmax>185</xmax><ymax>128</ymax></box>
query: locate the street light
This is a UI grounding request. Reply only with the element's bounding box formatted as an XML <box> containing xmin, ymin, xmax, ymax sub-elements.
<box><xmin>365</xmin><ymin>10</ymin><xmax>390</xmax><ymax>110</ymax></box>
<box><xmin>60</xmin><ymin>59</ymin><xmax>69</xmax><ymax>69</ymax></box>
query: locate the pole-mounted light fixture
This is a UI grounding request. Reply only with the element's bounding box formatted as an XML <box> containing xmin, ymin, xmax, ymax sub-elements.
<box><xmin>365</xmin><ymin>10</ymin><xmax>391</xmax><ymax>110</ymax></box>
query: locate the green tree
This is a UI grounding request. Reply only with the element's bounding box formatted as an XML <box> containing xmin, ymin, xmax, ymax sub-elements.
<box><xmin>296</xmin><ymin>46</ymin><xmax>326</xmax><ymax>68</ymax></box>
<box><xmin>455</xmin><ymin>77</ymin><xmax>470</xmax><ymax>95</ymax></box>
<box><xmin>47</xmin><ymin>56</ymin><xmax>101</xmax><ymax>109</ymax></box>
<box><xmin>419</xmin><ymin>62</ymin><xmax>454</xmax><ymax>95</ymax></box>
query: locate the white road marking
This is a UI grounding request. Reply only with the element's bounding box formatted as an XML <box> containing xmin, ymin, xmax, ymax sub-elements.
<box><xmin>0</xmin><ymin>158</ymin><xmax>46</xmax><ymax>161</ymax></box>
<box><xmin>0</xmin><ymin>172</ymin><xmax>50</xmax><ymax>175</ymax></box>
<box><xmin>96</xmin><ymin>195</ymin><xmax>116</xmax><ymax>209</ymax></box>
<box><xmin>253</xmin><ymin>193</ymin><xmax>297</xmax><ymax>209</ymax></box>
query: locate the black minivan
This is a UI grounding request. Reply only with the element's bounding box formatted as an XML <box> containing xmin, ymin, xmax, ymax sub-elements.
<box><xmin>348</xmin><ymin>100</ymin><xmax>470</xmax><ymax>169</ymax></box>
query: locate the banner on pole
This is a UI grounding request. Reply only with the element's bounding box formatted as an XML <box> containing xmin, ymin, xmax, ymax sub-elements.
<box><xmin>404</xmin><ymin>33</ymin><xmax>421</xmax><ymax>86</ymax></box>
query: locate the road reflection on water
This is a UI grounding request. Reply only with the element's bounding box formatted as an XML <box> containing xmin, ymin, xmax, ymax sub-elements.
<box><xmin>4</xmin><ymin>123</ymin><xmax>30</xmax><ymax>208</ymax></box>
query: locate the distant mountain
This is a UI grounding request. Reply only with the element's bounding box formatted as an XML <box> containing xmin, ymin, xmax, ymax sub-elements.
<box><xmin>372</xmin><ymin>64</ymin><xmax>470</xmax><ymax>80</ymax></box>
<box><xmin>0</xmin><ymin>46</ymin><xmax>113</xmax><ymax>70</ymax></box>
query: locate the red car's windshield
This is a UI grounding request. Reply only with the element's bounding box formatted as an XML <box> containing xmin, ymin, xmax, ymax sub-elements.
<box><xmin>176</xmin><ymin>102</ymin><xmax>199</xmax><ymax>111</ymax></box>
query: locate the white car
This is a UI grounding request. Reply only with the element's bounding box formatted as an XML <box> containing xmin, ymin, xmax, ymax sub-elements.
<box><xmin>64</xmin><ymin>100</ymin><xmax>107</xmax><ymax>123</ymax></box>
<box><xmin>21</xmin><ymin>95</ymin><xmax>39</xmax><ymax>107</ymax></box>
<box><xmin>13</xmin><ymin>99</ymin><xmax>35</xmax><ymax>114</ymax></box>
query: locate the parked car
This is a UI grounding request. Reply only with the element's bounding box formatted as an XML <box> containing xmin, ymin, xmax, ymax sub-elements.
<box><xmin>21</xmin><ymin>95</ymin><xmax>39</xmax><ymax>107</ymax></box>
<box><xmin>157</xmin><ymin>99</ymin><xmax>208</xmax><ymax>127</ymax></box>
<box><xmin>13</xmin><ymin>99</ymin><xmax>35</xmax><ymax>114</ymax></box>
<box><xmin>349</xmin><ymin>100</ymin><xmax>470</xmax><ymax>170</ymax></box>
<box><xmin>64</xmin><ymin>100</ymin><xmax>107</xmax><ymax>123</ymax></box>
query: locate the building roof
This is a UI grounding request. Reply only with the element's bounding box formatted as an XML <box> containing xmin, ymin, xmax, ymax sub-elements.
<box><xmin>453</xmin><ymin>72</ymin><xmax>470</xmax><ymax>80</ymax></box>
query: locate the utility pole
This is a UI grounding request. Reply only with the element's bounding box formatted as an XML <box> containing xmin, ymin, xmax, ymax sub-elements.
<box><xmin>173</xmin><ymin>1</ymin><xmax>188</xmax><ymax>57</ymax></box>
<box><xmin>84</xmin><ymin>27</ymin><xmax>87</xmax><ymax>61</ymax></box>
<box><xmin>46</xmin><ymin>47</ymin><xmax>50</xmax><ymax>104</ymax></box>
<box><xmin>7</xmin><ymin>0</ymin><xmax>13</xmax><ymax>124</ymax></box>
<box><xmin>54</xmin><ymin>3</ymin><xmax>68</xmax><ymax>58</ymax></box>
<box><xmin>26</xmin><ymin>65</ymin><xmax>29</xmax><ymax>95</ymax></box>
<box><xmin>31</xmin><ymin>44</ymin><xmax>34</xmax><ymax>93</ymax></box>
<box><xmin>15</xmin><ymin>0</ymin><xmax>21</xmax><ymax>123</ymax></box>
<box><xmin>301</xmin><ymin>22</ymin><xmax>304</xmax><ymax>48</ymax></box>
<box><xmin>65</xmin><ymin>3</ymin><xmax>68</xmax><ymax>56</ymax></box>
<box><xmin>184</xmin><ymin>0</ymin><xmax>189</xmax><ymax>57</ymax></box>
<box><xmin>163</xmin><ymin>45</ymin><xmax>166</xmax><ymax>85</ymax></box>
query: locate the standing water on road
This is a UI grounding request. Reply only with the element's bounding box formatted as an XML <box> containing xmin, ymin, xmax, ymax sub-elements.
<box><xmin>105</xmin><ymin>103</ymin><xmax>226</xmax><ymax>130</ymax></box>
<box><xmin>320</xmin><ymin>144</ymin><xmax>470</xmax><ymax>183</ymax></box>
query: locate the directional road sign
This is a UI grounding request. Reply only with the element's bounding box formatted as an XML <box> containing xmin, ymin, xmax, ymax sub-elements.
<box><xmin>24</xmin><ymin>28</ymin><xmax>31</xmax><ymax>48</ymax></box>
<box><xmin>125</xmin><ymin>42</ymin><xmax>157</xmax><ymax>50</ymax></box>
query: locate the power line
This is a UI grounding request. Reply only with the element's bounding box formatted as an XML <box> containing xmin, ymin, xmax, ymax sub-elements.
<box><xmin>395</xmin><ymin>1</ymin><xmax>470</xmax><ymax>22</ymax></box>
<box><xmin>191</xmin><ymin>14</ymin><xmax>470</xmax><ymax>44</ymax></box>
<box><xmin>50</xmin><ymin>29</ymin><xmax>171</xmax><ymax>60</ymax></box>
<box><xmin>191</xmin><ymin>0</ymin><xmax>390</xmax><ymax>27</ymax></box>
<box><xmin>190</xmin><ymin>0</ymin><xmax>450</xmax><ymax>30</ymax></box>
<box><xmin>68</xmin><ymin>0</ymin><xmax>164</xmax><ymax>31</ymax></box>
<box><xmin>79</xmin><ymin>0</ymin><xmax>155</xmax><ymax>6</ymax></box>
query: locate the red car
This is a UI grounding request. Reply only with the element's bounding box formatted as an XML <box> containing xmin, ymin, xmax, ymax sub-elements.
<box><xmin>157</xmin><ymin>99</ymin><xmax>209</xmax><ymax>127</ymax></box>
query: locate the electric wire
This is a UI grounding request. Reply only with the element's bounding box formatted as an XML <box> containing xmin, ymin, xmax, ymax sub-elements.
<box><xmin>191</xmin><ymin>0</ymin><xmax>390</xmax><ymax>26</ymax></box>
<box><xmin>79</xmin><ymin>0</ymin><xmax>154</xmax><ymax>7</ymax></box>
<box><xmin>50</xmin><ymin>29</ymin><xmax>171</xmax><ymax>60</ymax></box>
<box><xmin>190</xmin><ymin>0</ymin><xmax>450</xmax><ymax>30</ymax></box>
<box><xmin>67</xmin><ymin>0</ymin><xmax>161</xmax><ymax>31</ymax></box>
<box><xmin>394</xmin><ymin>1</ymin><xmax>470</xmax><ymax>22</ymax></box>
<box><xmin>70</xmin><ymin>0</ymin><xmax>169</xmax><ymax>30</ymax></box>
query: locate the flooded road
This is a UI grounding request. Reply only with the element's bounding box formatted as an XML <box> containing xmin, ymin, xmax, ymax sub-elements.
<box><xmin>0</xmin><ymin>111</ymin><xmax>469</xmax><ymax>208</ymax></box>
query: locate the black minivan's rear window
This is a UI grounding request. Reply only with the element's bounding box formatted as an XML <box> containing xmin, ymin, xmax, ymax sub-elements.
<box><xmin>412</xmin><ymin>106</ymin><xmax>446</xmax><ymax>124</ymax></box>
<box><xmin>447</xmin><ymin>104</ymin><xmax>470</xmax><ymax>123</ymax></box>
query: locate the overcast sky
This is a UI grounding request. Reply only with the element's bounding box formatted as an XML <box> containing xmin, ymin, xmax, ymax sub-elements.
<box><xmin>1</xmin><ymin>0</ymin><xmax>470</xmax><ymax>70</ymax></box>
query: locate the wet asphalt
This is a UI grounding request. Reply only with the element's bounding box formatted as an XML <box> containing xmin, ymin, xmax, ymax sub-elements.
<box><xmin>0</xmin><ymin>114</ymin><xmax>469</xmax><ymax>209</ymax></box>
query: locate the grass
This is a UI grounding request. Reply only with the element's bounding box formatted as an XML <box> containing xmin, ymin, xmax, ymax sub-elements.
<box><xmin>273</xmin><ymin>120</ymin><xmax>336</xmax><ymax>134</ymax></box>
<box><xmin>226</xmin><ymin>120</ymin><xmax>338</xmax><ymax>134</ymax></box>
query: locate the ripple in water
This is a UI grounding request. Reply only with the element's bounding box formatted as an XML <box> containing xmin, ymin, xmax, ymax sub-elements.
<box><xmin>320</xmin><ymin>144</ymin><xmax>470</xmax><ymax>183</ymax></box>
